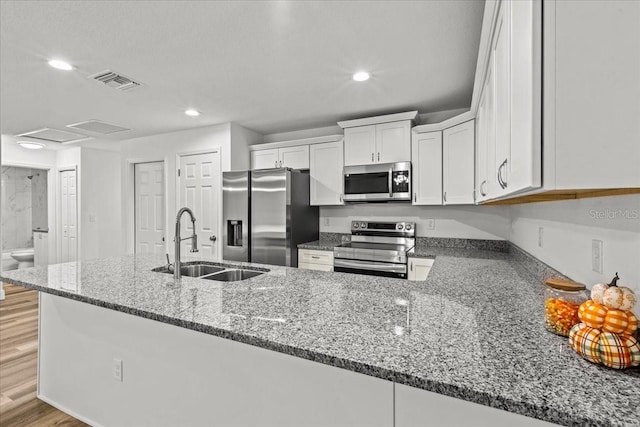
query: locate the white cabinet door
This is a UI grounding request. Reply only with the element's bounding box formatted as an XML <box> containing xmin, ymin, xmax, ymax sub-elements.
<box><xmin>310</xmin><ymin>141</ymin><xmax>344</xmax><ymax>205</ymax></box>
<box><xmin>443</xmin><ymin>120</ymin><xmax>475</xmax><ymax>205</ymax></box>
<box><xmin>411</xmin><ymin>131</ymin><xmax>442</xmax><ymax>205</ymax></box>
<box><xmin>407</xmin><ymin>258</ymin><xmax>434</xmax><ymax>281</ymax></box>
<box><xmin>250</xmin><ymin>149</ymin><xmax>279</xmax><ymax>170</ymax></box>
<box><xmin>279</xmin><ymin>145</ymin><xmax>309</xmax><ymax>169</ymax></box>
<box><xmin>344</xmin><ymin>125</ymin><xmax>376</xmax><ymax>166</ymax></box>
<box><xmin>508</xmin><ymin>0</ymin><xmax>541</xmax><ymax>194</ymax></box>
<box><xmin>493</xmin><ymin>1</ymin><xmax>511</xmax><ymax>198</ymax></box>
<box><xmin>376</xmin><ymin>121</ymin><xmax>411</xmax><ymax>163</ymax></box>
<box><xmin>476</xmin><ymin>58</ymin><xmax>496</xmax><ymax>203</ymax></box>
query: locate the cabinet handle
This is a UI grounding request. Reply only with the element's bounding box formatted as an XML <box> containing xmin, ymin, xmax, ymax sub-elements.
<box><xmin>311</xmin><ymin>255</ymin><xmax>320</xmax><ymax>259</ymax></box>
<box><xmin>414</xmin><ymin>192</ymin><xmax>417</xmax><ymax>203</ymax></box>
<box><xmin>410</xmin><ymin>262</ymin><xmax>413</xmax><ymax>272</ymax></box>
<box><xmin>497</xmin><ymin>159</ymin><xmax>508</xmax><ymax>189</ymax></box>
<box><xmin>339</xmin><ymin>193</ymin><xmax>343</xmax><ymax>203</ymax></box>
<box><xmin>377</xmin><ymin>152</ymin><xmax>380</xmax><ymax>162</ymax></box>
<box><xmin>443</xmin><ymin>192</ymin><xmax>447</xmax><ymax>203</ymax></box>
<box><xmin>502</xmin><ymin>159</ymin><xmax>508</xmax><ymax>188</ymax></box>
<box><xmin>371</xmin><ymin>153</ymin><xmax>374</xmax><ymax>162</ymax></box>
<box><xmin>480</xmin><ymin>180</ymin><xmax>487</xmax><ymax>197</ymax></box>
<box><xmin>275</xmin><ymin>160</ymin><xmax>278</xmax><ymax>168</ymax></box>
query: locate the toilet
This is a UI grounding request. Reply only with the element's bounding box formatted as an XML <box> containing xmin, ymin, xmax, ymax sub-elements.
<box><xmin>10</xmin><ymin>248</ymin><xmax>35</xmax><ymax>269</ymax></box>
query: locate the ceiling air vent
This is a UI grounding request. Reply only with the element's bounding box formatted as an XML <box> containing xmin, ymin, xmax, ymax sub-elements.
<box><xmin>89</xmin><ymin>69</ymin><xmax>142</xmax><ymax>91</ymax></box>
<box><xmin>67</xmin><ymin>120</ymin><xmax>130</xmax><ymax>135</ymax></box>
<box><xmin>16</xmin><ymin>128</ymin><xmax>89</xmax><ymax>143</ymax></box>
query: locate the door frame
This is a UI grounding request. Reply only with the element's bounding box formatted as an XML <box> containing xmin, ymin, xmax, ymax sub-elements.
<box><xmin>56</xmin><ymin>165</ymin><xmax>79</xmax><ymax>264</ymax></box>
<box><xmin>175</xmin><ymin>148</ymin><xmax>223</xmax><ymax>260</ymax></box>
<box><xmin>124</xmin><ymin>157</ymin><xmax>168</xmax><ymax>255</ymax></box>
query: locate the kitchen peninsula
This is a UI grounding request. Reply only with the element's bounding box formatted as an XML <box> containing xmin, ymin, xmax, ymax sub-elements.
<box><xmin>1</xmin><ymin>251</ymin><xmax>638</xmax><ymax>427</ymax></box>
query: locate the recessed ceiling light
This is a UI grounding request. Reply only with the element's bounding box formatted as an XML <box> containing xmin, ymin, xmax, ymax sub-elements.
<box><xmin>185</xmin><ymin>109</ymin><xmax>200</xmax><ymax>117</ymax></box>
<box><xmin>352</xmin><ymin>71</ymin><xmax>370</xmax><ymax>82</ymax></box>
<box><xmin>48</xmin><ymin>59</ymin><xmax>74</xmax><ymax>71</ymax></box>
<box><xmin>17</xmin><ymin>141</ymin><xmax>46</xmax><ymax>150</ymax></box>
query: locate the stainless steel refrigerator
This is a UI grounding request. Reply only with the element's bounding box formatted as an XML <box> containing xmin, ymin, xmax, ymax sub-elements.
<box><xmin>222</xmin><ymin>169</ymin><xmax>319</xmax><ymax>267</ymax></box>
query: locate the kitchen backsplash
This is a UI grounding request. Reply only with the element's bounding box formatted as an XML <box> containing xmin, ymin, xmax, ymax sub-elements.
<box><xmin>319</xmin><ymin>204</ymin><xmax>510</xmax><ymax>240</ymax></box>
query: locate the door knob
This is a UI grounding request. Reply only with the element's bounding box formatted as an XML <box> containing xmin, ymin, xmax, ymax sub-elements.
<box><xmin>209</xmin><ymin>235</ymin><xmax>217</xmax><ymax>242</ymax></box>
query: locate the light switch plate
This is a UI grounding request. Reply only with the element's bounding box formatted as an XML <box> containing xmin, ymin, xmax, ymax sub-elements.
<box><xmin>113</xmin><ymin>358</ymin><xmax>123</xmax><ymax>382</ymax></box>
<box><xmin>425</xmin><ymin>219</ymin><xmax>435</xmax><ymax>230</ymax></box>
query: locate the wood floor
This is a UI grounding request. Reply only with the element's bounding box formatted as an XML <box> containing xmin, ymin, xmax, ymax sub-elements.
<box><xmin>0</xmin><ymin>283</ymin><xmax>88</xmax><ymax>426</ymax></box>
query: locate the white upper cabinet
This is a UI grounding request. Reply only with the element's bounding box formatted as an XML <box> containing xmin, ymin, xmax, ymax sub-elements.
<box><xmin>475</xmin><ymin>59</ymin><xmax>496</xmax><ymax>203</ymax></box>
<box><xmin>250</xmin><ymin>146</ymin><xmax>309</xmax><ymax>170</ymax></box>
<box><xmin>411</xmin><ymin>131</ymin><xmax>443</xmax><ymax>205</ymax></box>
<box><xmin>472</xmin><ymin>0</ymin><xmax>542</xmax><ymax>202</ymax></box>
<box><xmin>344</xmin><ymin>121</ymin><xmax>411</xmax><ymax>166</ymax></box>
<box><xmin>250</xmin><ymin>149</ymin><xmax>279</xmax><ymax>170</ymax></box>
<box><xmin>344</xmin><ymin>126</ymin><xmax>377</xmax><ymax>166</ymax></box>
<box><xmin>309</xmin><ymin>140</ymin><xmax>344</xmax><ymax>206</ymax></box>
<box><xmin>375</xmin><ymin>121</ymin><xmax>412</xmax><ymax>164</ymax></box>
<box><xmin>443</xmin><ymin>120</ymin><xmax>475</xmax><ymax>205</ymax></box>
<box><xmin>339</xmin><ymin>111</ymin><xmax>417</xmax><ymax>166</ymax></box>
<box><xmin>279</xmin><ymin>145</ymin><xmax>310</xmax><ymax>169</ymax></box>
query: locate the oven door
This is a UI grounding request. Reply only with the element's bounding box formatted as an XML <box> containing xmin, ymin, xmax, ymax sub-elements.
<box><xmin>334</xmin><ymin>258</ymin><xmax>407</xmax><ymax>279</ymax></box>
<box><xmin>343</xmin><ymin>162</ymin><xmax>411</xmax><ymax>202</ymax></box>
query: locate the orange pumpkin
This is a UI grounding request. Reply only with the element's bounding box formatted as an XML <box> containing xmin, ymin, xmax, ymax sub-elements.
<box><xmin>578</xmin><ymin>300</ymin><xmax>638</xmax><ymax>335</ymax></box>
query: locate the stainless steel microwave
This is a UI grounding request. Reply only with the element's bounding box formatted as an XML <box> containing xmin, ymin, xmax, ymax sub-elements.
<box><xmin>343</xmin><ymin>162</ymin><xmax>411</xmax><ymax>202</ymax></box>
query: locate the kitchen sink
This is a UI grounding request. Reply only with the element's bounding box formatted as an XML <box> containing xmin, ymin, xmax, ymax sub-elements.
<box><xmin>152</xmin><ymin>262</ymin><xmax>267</xmax><ymax>281</ymax></box>
<box><xmin>201</xmin><ymin>269</ymin><xmax>264</xmax><ymax>282</ymax></box>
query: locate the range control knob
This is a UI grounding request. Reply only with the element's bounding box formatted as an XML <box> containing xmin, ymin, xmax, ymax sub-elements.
<box><xmin>360</xmin><ymin>222</ymin><xmax>366</xmax><ymax>229</ymax></box>
<box><xmin>396</xmin><ymin>224</ymin><xmax>404</xmax><ymax>230</ymax></box>
<box><xmin>353</xmin><ymin>223</ymin><xmax>359</xmax><ymax>229</ymax></box>
<box><xmin>405</xmin><ymin>224</ymin><xmax>412</xmax><ymax>231</ymax></box>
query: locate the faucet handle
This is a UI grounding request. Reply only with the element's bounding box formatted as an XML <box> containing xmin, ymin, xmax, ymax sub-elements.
<box><xmin>165</xmin><ymin>253</ymin><xmax>174</xmax><ymax>273</ymax></box>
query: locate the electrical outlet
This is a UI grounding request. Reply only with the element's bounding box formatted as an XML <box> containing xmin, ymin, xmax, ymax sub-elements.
<box><xmin>425</xmin><ymin>219</ymin><xmax>435</xmax><ymax>230</ymax></box>
<box><xmin>113</xmin><ymin>358</ymin><xmax>123</xmax><ymax>382</ymax></box>
<box><xmin>538</xmin><ymin>227</ymin><xmax>543</xmax><ymax>247</ymax></box>
<box><xmin>592</xmin><ymin>239</ymin><xmax>603</xmax><ymax>274</ymax></box>
<box><xmin>323</xmin><ymin>217</ymin><xmax>330</xmax><ymax>226</ymax></box>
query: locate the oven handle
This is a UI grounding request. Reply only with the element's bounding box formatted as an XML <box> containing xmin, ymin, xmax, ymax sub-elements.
<box><xmin>388</xmin><ymin>168</ymin><xmax>393</xmax><ymax>198</ymax></box>
<box><xmin>334</xmin><ymin>258</ymin><xmax>406</xmax><ymax>274</ymax></box>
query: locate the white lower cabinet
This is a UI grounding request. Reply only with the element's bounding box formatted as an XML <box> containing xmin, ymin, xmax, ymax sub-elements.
<box><xmin>395</xmin><ymin>384</ymin><xmax>557</xmax><ymax>426</ymax></box>
<box><xmin>309</xmin><ymin>140</ymin><xmax>344</xmax><ymax>205</ymax></box>
<box><xmin>407</xmin><ymin>257</ymin><xmax>434</xmax><ymax>281</ymax></box>
<box><xmin>442</xmin><ymin>120</ymin><xmax>475</xmax><ymax>205</ymax></box>
<box><xmin>298</xmin><ymin>249</ymin><xmax>334</xmax><ymax>271</ymax></box>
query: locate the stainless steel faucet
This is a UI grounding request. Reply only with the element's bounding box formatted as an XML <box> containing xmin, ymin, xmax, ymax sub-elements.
<box><xmin>174</xmin><ymin>207</ymin><xmax>199</xmax><ymax>279</ymax></box>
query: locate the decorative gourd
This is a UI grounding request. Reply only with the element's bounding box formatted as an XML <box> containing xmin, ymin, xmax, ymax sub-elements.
<box><xmin>569</xmin><ymin>323</ymin><xmax>640</xmax><ymax>369</ymax></box>
<box><xmin>591</xmin><ymin>273</ymin><xmax>637</xmax><ymax>310</ymax></box>
<box><xmin>577</xmin><ymin>300</ymin><xmax>638</xmax><ymax>335</ymax></box>
<box><xmin>570</xmin><ymin>273</ymin><xmax>639</xmax><ymax>369</ymax></box>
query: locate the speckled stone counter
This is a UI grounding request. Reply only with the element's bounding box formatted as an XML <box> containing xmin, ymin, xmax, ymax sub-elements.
<box><xmin>297</xmin><ymin>232</ymin><xmax>347</xmax><ymax>251</ymax></box>
<box><xmin>1</xmin><ymin>252</ymin><xmax>638</xmax><ymax>426</ymax></box>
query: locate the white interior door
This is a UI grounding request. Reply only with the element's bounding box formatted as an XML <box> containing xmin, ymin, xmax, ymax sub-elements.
<box><xmin>179</xmin><ymin>152</ymin><xmax>221</xmax><ymax>260</ymax></box>
<box><xmin>59</xmin><ymin>169</ymin><xmax>77</xmax><ymax>263</ymax></box>
<box><xmin>135</xmin><ymin>162</ymin><xmax>165</xmax><ymax>254</ymax></box>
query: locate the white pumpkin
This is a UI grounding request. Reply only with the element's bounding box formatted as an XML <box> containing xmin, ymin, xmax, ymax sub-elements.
<box><xmin>591</xmin><ymin>283</ymin><xmax>608</xmax><ymax>304</ymax></box>
<box><xmin>603</xmin><ymin>287</ymin><xmax>624</xmax><ymax>309</ymax></box>
<box><xmin>619</xmin><ymin>287</ymin><xmax>637</xmax><ymax>311</ymax></box>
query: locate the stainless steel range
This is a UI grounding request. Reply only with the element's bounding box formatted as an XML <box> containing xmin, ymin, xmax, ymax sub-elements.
<box><xmin>334</xmin><ymin>220</ymin><xmax>416</xmax><ymax>279</ymax></box>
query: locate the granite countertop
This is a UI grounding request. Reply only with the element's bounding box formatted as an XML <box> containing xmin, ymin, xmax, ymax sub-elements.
<box><xmin>2</xmin><ymin>252</ymin><xmax>639</xmax><ymax>426</ymax></box>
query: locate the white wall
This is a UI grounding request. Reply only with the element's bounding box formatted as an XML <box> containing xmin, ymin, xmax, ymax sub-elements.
<box><xmin>510</xmin><ymin>195</ymin><xmax>640</xmax><ymax>303</ymax></box>
<box><xmin>80</xmin><ymin>148</ymin><xmax>122</xmax><ymax>261</ymax></box>
<box><xmin>230</xmin><ymin>123</ymin><xmax>263</xmax><ymax>170</ymax></box>
<box><xmin>321</xmin><ymin>204</ymin><xmax>510</xmax><ymax>240</ymax></box>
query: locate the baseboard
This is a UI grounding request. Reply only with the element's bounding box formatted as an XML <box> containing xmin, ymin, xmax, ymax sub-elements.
<box><xmin>36</xmin><ymin>393</ymin><xmax>102</xmax><ymax>427</ymax></box>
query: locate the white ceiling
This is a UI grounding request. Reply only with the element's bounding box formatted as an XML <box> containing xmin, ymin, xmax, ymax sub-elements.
<box><xmin>0</xmin><ymin>0</ymin><xmax>485</xmax><ymax>143</ymax></box>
